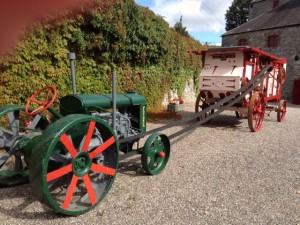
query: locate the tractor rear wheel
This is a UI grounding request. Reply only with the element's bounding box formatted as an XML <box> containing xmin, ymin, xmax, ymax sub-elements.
<box><xmin>0</xmin><ymin>106</ymin><xmax>48</xmax><ymax>187</ymax></box>
<box><xmin>29</xmin><ymin>115</ymin><xmax>118</xmax><ymax>216</ymax></box>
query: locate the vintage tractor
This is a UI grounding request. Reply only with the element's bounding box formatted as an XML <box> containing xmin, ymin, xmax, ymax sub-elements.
<box><xmin>0</xmin><ymin>74</ymin><xmax>170</xmax><ymax>215</ymax></box>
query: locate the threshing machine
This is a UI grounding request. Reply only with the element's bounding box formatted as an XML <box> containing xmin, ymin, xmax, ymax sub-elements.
<box><xmin>190</xmin><ymin>46</ymin><xmax>287</xmax><ymax>132</ymax></box>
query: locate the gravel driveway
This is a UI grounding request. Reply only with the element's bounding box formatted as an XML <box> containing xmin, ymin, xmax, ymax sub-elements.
<box><xmin>0</xmin><ymin>103</ymin><xmax>299</xmax><ymax>225</ymax></box>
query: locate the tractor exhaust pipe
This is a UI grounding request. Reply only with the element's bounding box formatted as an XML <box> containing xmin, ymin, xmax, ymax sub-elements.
<box><xmin>68</xmin><ymin>52</ymin><xmax>77</xmax><ymax>94</ymax></box>
<box><xmin>112</xmin><ymin>70</ymin><xmax>117</xmax><ymax>135</ymax></box>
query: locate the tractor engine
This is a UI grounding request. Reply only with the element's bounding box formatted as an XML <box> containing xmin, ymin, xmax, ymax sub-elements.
<box><xmin>59</xmin><ymin>91</ymin><xmax>147</xmax><ymax>152</ymax></box>
<box><xmin>93</xmin><ymin>111</ymin><xmax>139</xmax><ymax>139</ymax></box>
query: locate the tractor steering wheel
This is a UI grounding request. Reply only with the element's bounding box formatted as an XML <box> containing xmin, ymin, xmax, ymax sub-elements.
<box><xmin>25</xmin><ymin>86</ymin><xmax>57</xmax><ymax>116</ymax></box>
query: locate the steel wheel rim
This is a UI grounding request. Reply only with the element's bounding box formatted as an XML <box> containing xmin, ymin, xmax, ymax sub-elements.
<box><xmin>142</xmin><ymin>133</ymin><xmax>170</xmax><ymax>175</ymax></box>
<box><xmin>30</xmin><ymin>115</ymin><xmax>118</xmax><ymax>215</ymax></box>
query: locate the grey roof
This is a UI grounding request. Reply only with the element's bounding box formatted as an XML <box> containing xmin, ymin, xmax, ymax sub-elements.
<box><xmin>250</xmin><ymin>0</ymin><xmax>265</xmax><ymax>3</ymax></box>
<box><xmin>223</xmin><ymin>0</ymin><xmax>300</xmax><ymax>36</ymax></box>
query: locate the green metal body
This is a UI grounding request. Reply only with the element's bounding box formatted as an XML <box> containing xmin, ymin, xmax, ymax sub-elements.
<box><xmin>60</xmin><ymin>91</ymin><xmax>147</xmax><ymax>133</ymax></box>
<box><xmin>0</xmin><ymin>89</ymin><xmax>149</xmax><ymax>216</ymax></box>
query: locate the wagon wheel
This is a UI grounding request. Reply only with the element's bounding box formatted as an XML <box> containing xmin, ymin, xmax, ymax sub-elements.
<box><xmin>247</xmin><ymin>92</ymin><xmax>265</xmax><ymax>132</ymax></box>
<box><xmin>29</xmin><ymin>115</ymin><xmax>118</xmax><ymax>216</ymax></box>
<box><xmin>141</xmin><ymin>133</ymin><xmax>170</xmax><ymax>175</ymax></box>
<box><xmin>25</xmin><ymin>86</ymin><xmax>57</xmax><ymax>116</ymax></box>
<box><xmin>277</xmin><ymin>99</ymin><xmax>287</xmax><ymax>122</ymax></box>
<box><xmin>0</xmin><ymin>106</ymin><xmax>49</xmax><ymax>187</ymax></box>
<box><xmin>195</xmin><ymin>94</ymin><xmax>214</xmax><ymax>123</ymax></box>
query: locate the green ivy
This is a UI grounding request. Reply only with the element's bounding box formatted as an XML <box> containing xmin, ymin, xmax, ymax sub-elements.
<box><xmin>0</xmin><ymin>0</ymin><xmax>203</xmax><ymax>110</ymax></box>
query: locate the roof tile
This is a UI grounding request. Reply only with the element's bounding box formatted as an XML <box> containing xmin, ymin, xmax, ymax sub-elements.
<box><xmin>223</xmin><ymin>0</ymin><xmax>300</xmax><ymax>36</ymax></box>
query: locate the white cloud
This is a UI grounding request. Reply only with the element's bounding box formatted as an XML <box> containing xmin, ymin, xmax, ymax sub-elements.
<box><xmin>148</xmin><ymin>0</ymin><xmax>232</xmax><ymax>33</ymax></box>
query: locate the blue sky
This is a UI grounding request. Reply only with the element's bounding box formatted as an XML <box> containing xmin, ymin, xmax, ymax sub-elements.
<box><xmin>134</xmin><ymin>0</ymin><xmax>233</xmax><ymax>46</ymax></box>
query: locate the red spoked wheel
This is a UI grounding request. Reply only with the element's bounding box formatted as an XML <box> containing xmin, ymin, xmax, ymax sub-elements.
<box><xmin>195</xmin><ymin>93</ymin><xmax>214</xmax><ymax>123</ymax></box>
<box><xmin>247</xmin><ymin>92</ymin><xmax>266</xmax><ymax>132</ymax></box>
<box><xmin>25</xmin><ymin>86</ymin><xmax>57</xmax><ymax>116</ymax></box>
<box><xmin>29</xmin><ymin>115</ymin><xmax>119</xmax><ymax>216</ymax></box>
<box><xmin>277</xmin><ymin>99</ymin><xmax>287</xmax><ymax>122</ymax></box>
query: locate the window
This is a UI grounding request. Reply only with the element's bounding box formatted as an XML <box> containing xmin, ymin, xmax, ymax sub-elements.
<box><xmin>273</xmin><ymin>0</ymin><xmax>279</xmax><ymax>8</ymax></box>
<box><xmin>268</xmin><ymin>35</ymin><xmax>279</xmax><ymax>47</ymax></box>
<box><xmin>238</xmin><ymin>38</ymin><xmax>248</xmax><ymax>46</ymax></box>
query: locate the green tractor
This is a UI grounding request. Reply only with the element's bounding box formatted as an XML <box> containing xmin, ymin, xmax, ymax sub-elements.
<box><xmin>0</xmin><ymin>70</ymin><xmax>170</xmax><ymax>216</ymax></box>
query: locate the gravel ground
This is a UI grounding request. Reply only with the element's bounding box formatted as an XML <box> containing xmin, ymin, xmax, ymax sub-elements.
<box><xmin>0</xmin><ymin>103</ymin><xmax>299</xmax><ymax>225</ymax></box>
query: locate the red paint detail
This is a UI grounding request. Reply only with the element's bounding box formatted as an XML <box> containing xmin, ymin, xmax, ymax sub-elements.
<box><xmin>158</xmin><ymin>152</ymin><xmax>166</xmax><ymax>158</ymax></box>
<box><xmin>62</xmin><ymin>175</ymin><xmax>78</xmax><ymax>210</ymax></box>
<box><xmin>89</xmin><ymin>136</ymin><xmax>115</xmax><ymax>159</ymax></box>
<box><xmin>82</xmin><ymin>121</ymin><xmax>96</xmax><ymax>152</ymax></box>
<box><xmin>91</xmin><ymin>163</ymin><xmax>116</xmax><ymax>176</ymax></box>
<box><xmin>47</xmin><ymin>164</ymin><xmax>72</xmax><ymax>182</ymax></box>
<box><xmin>60</xmin><ymin>134</ymin><xmax>77</xmax><ymax>158</ymax></box>
<box><xmin>82</xmin><ymin>174</ymin><xmax>97</xmax><ymax>205</ymax></box>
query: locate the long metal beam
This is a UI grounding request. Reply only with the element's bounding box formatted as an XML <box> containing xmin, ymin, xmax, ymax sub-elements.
<box><xmin>119</xmin><ymin>65</ymin><xmax>273</xmax><ymax>145</ymax></box>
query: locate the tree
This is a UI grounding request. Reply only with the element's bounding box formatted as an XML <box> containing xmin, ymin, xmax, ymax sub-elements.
<box><xmin>174</xmin><ymin>16</ymin><xmax>190</xmax><ymax>37</ymax></box>
<box><xmin>225</xmin><ymin>0</ymin><xmax>251</xmax><ymax>31</ymax></box>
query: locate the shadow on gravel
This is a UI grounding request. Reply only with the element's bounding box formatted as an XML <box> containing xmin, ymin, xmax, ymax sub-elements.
<box><xmin>117</xmin><ymin>114</ymin><xmax>250</xmax><ymax>177</ymax></box>
<box><xmin>118</xmin><ymin>156</ymin><xmax>146</xmax><ymax>177</ymax></box>
<box><xmin>0</xmin><ymin>185</ymin><xmax>61</xmax><ymax>220</ymax></box>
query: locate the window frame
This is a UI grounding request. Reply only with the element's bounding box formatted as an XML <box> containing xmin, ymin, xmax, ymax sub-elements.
<box><xmin>238</xmin><ymin>38</ymin><xmax>248</xmax><ymax>46</ymax></box>
<box><xmin>267</xmin><ymin>35</ymin><xmax>279</xmax><ymax>48</ymax></box>
<box><xmin>273</xmin><ymin>0</ymin><xmax>279</xmax><ymax>8</ymax></box>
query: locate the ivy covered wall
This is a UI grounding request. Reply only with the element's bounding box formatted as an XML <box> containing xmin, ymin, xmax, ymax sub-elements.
<box><xmin>0</xmin><ymin>0</ymin><xmax>203</xmax><ymax>110</ymax></box>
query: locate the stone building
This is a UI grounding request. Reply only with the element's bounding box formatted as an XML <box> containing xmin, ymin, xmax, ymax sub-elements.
<box><xmin>222</xmin><ymin>0</ymin><xmax>300</xmax><ymax>101</ymax></box>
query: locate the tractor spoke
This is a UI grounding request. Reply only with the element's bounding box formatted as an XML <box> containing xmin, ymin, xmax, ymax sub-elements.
<box><xmin>62</xmin><ymin>175</ymin><xmax>78</xmax><ymax>210</ymax></box>
<box><xmin>0</xmin><ymin>150</ymin><xmax>13</xmax><ymax>169</ymax></box>
<box><xmin>148</xmin><ymin>158</ymin><xmax>155</xmax><ymax>169</ymax></box>
<box><xmin>82</xmin><ymin>121</ymin><xmax>96</xmax><ymax>152</ymax></box>
<box><xmin>28</xmin><ymin>115</ymin><xmax>42</xmax><ymax>130</ymax></box>
<box><xmin>50</xmin><ymin>153</ymin><xmax>70</xmax><ymax>164</ymax></box>
<box><xmin>82</xmin><ymin>174</ymin><xmax>97</xmax><ymax>205</ymax></box>
<box><xmin>60</xmin><ymin>134</ymin><xmax>78</xmax><ymax>158</ymax></box>
<box><xmin>89</xmin><ymin>137</ymin><xmax>115</xmax><ymax>159</ymax></box>
<box><xmin>0</xmin><ymin>129</ymin><xmax>12</xmax><ymax>148</ymax></box>
<box><xmin>47</xmin><ymin>164</ymin><xmax>72</xmax><ymax>182</ymax></box>
<box><xmin>91</xmin><ymin>163</ymin><xmax>116</xmax><ymax>176</ymax></box>
<box><xmin>7</xmin><ymin>111</ymin><xmax>19</xmax><ymax>136</ymax></box>
<box><xmin>154</xmin><ymin>140</ymin><xmax>164</xmax><ymax>152</ymax></box>
<box><xmin>14</xmin><ymin>156</ymin><xmax>23</xmax><ymax>171</ymax></box>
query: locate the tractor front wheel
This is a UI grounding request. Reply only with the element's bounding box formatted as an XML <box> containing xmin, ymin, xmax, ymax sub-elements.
<box><xmin>141</xmin><ymin>133</ymin><xmax>170</xmax><ymax>175</ymax></box>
